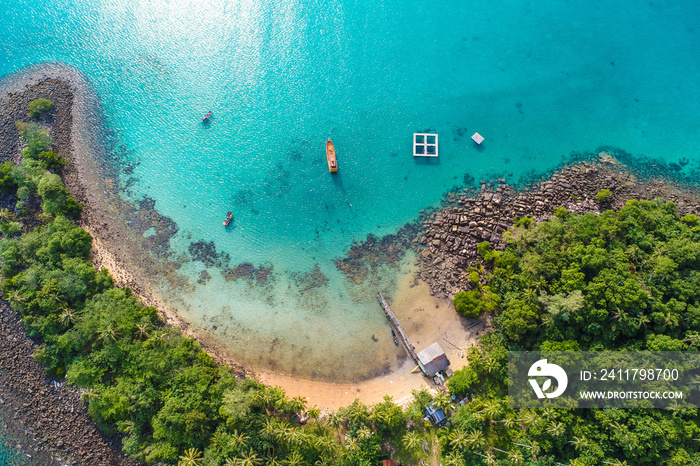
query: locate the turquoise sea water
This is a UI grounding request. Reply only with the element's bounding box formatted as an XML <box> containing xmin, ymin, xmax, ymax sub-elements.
<box><xmin>1</xmin><ymin>0</ymin><xmax>700</xmax><ymax>389</ymax></box>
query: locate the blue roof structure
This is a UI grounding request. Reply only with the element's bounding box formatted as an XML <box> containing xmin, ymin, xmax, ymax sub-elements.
<box><xmin>425</xmin><ymin>405</ymin><xmax>447</xmax><ymax>426</ymax></box>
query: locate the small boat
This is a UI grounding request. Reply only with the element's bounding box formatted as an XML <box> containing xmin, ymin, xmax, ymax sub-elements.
<box><xmin>326</xmin><ymin>139</ymin><xmax>338</xmax><ymax>173</ymax></box>
<box><xmin>223</xmin><ymin>211</ymin><xmax>233</xmax><ymax>226</ymax></box>
<box><xmin>201</xmin><ymin>111</ymin><xmax>212</xmax><ymax>123</ymax></box>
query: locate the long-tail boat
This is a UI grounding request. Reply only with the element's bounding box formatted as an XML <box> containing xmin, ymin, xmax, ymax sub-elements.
<box><xmin>201</xmin><ymin>111</ymin><xmax>212</xmax><ymax>123</ymax></box>
<box><xmin>223</xmin><ymin>211</ymin><xmax>233</xmax><ymax>226</ymax></box>
<box><xmin>326</xmin><ymin>139</ymin><xmax>338</xmax><ymax>173</ymax></box>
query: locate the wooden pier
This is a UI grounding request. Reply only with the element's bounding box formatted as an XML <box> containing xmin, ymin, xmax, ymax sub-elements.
<box><xmin>377</xmin><ymin>292</ymin><xmax>420</xmax><ymax>365</ymax></box>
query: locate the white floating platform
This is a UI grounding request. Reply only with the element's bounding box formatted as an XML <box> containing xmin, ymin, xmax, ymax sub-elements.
<box><xmin>413</xmin><ymin>133</ymin><xmax>438</xmax><ymax>157</ymax></box>
<box><xmin>471</xmin><ymin>132</ymin><xmax>484</xmax><ymax>144</ymax></box>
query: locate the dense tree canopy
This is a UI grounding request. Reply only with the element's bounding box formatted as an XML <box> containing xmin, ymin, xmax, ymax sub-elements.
<box><xmin>446</xmin><ymin>200</ymin><xmax>700</xmax><ymax>465</ymax></box>
<box><xmin>3</xmin><ymin>104</ymin><xmax>699</xmax><ymax>465</ymax></box>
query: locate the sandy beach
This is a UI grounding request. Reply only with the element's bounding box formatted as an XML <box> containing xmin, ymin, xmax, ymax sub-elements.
<box><xmin>0</xmin><ymin>63</ymin><xmax>487</xmax><ymax>411</ymax></box>
<box><xmin>4</xmin><ymin>63</ymin><xmax>698</xmax><ymax>415</ymax></box>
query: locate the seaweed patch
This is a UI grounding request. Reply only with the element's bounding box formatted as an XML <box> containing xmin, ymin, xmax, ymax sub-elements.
<box><xmin>188</xmin><ymin>240</ymin><xmax>231</xmax><ymax>268</ymax></box>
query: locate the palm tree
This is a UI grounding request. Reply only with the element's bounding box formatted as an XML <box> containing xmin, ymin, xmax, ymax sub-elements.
<box><xmin>435</xmin><ymin>390</ymin><xmax>453</xmax><ymax>412</ymax></box>
<box><xmin>523</xmin><ymin>288</ymin><xmax>538</xmax><ymax>304</ymax></box>
<box><xmin>60</xmin><ymin>309</ymin><xmax>76</xmax><ymax>325</ymax></box>
<box><xmin>287</xmin><ymin>396</ymin><xmax>307</xmax><ymax>415</ymax></box>
<box><xmin>284</xmin><ymin>451</ymin><xmax>304</xmax><ymax>466</ymax></box>
<box><xmin>135</xmin><ymin>322</ymin><xmax>150</xmax><ymax>340</ymax></box>
<box><xmin>683</xmin><ymin>332</ymin><xmax>700</xmax><ymax>346</ymax></box>
<box><xmin>442</xmin><ymin>452</ymin><xmax>466</xmax><ymax>466</ymax></box>
<box><xmin>448</xmin><ymin>429</ymin><xmax>468</xmax><ymax>451</ymax></box>
<box><xmin>262</xmin><ymin>418</ymin><xmax>282</xmax><ymax>441</ymax></box>
<box><xmin>343</xmin><ymin>437</ymin><xmax>360</xmax><ymax>456</ymax></box>
<box><xmin>521</xmin><ymin>411</ymin><xmax>539</xmax><ymax>427</ymax></box>
<box><xmin>508</xmin><ymin>450</ymin><xmax>524</xmax><ymax>464</ymax></box>
<box><xmin>403</xmin><ymin>430</ymin><xmax>422</xmax><ymax>453</ymax></box>
<box><xmin>0</xmin><ymin>209</ymin><xmax>14</xmax><ymax>224</ymax></box>
<box><xmin>119</xmin><ymin>420</ymin><xmax>135</xmax><ymax>436</ymax></box>
<box><xmin>483</xmin><ymin>356</ymin><xmax>500</xmax><ymax>374</ymax></box>
<box><xmin>9</xmin><ymin>289</ymin><xmax>26</xmax><ymax>304</ymax></box>
<box><xmin>484</xmin><ymin>452</ymin><xmax>497</xmax><ymax>466</ymax></box>
<box><xmin>568</xmin><ymin>435</ymin><xmax>588</xmax><ymax>451</ymax></box>
<box><xmin>229</xmin><ymin>430</ymin><xmax>249</xmax><ymax>452</ymax></box>
<box><xmin>609</xmin><ymin>421</ymin><xmax>627</xmax><ymax>433</ymax></box>
<box><xmin>80</xmin><ymin>388</ymin><xmax>99</xmax><ymax>403</ymax></box>
<box><xmin>98</xmin><ymin>324</ymin><xmax>120</xmax><ymax>343</ymax></box>
<box><xmin>539</xmin><ymin>313</ymin><xmax>555</xmax><ymax>328</ymax></box>
<box><xmin>178</xmin><ymin>448</ymin><xmax>203</xmax><ymax>466</ymax></box>
<box><xmin>313</xmin><ymin>435</ymin><xmax>338</xmax><ymax>458</ymax></box>
<box><xmin>355</xmin><ymin>427</ymin><xmax>373</xmax><ymax>441</ymax></box>
<box><xmin>635</xmin><ymin>315</ymin><xmax>650</xmax><ymax>329</ymax></box>
<box><xmin>235</xmin><ymin>450</ymin><xmax>261</xmax><ymax>466</ymax></box>
<box><xmin>465</xmin><ymin>429</ymin><xmax>485</xmax><ymax>450</ymax></box>
<box><xmin>306</xmin><ymin>406</ymin><xmax>322</xmax><ymax>422</ymax></box>
<box><xmin>147</xmin><ymin>331</ymin><xmax>164</xmax><ymax>348</ymax></box>
<box><xmin>498</xmin><ymin>416</ymin><xmax>523</xmax><ymax>428</ymax></box>
<box><xmin>479</xmin><ymin>398</ymin><xmax>502</xmax><ymax>422</ymax></box>
<box><xmin>546</xmin><ymin>421</ymin><xmax>565</xmax><ymax>437</ymax></box>
<box><xmin>661</xmin><ymin>311</ymin><xmax>678</xmax><ymax>329</ymax></box>
<box><xmin>284</xmin><ymin>428</ymin><xmax>307</xmax><ymax>447</ymax></box>
<box><xmin>610</xmin><ymin>308</ymin><xmax>627</xmax><ymax>321</ymax></box>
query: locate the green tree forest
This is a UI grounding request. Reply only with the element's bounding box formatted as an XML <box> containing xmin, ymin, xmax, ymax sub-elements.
<box><xmin>446</xmin><ymin>201</ymin><xmax>700</xmax><ymax>465</ymax></box>
<box><xmin>2</xmin><ymin>101</ymin><xmax>700</xmax><ymax>465</ymax></box>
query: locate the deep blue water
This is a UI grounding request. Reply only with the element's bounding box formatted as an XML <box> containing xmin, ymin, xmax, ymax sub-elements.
<box><xmin>1</xmin><ymin>0</ymin><xmax>699</xmax><ymax>389</ymax></box>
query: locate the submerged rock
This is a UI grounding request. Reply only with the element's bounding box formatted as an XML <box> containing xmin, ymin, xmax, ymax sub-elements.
<box><xmin>188</xmin><ymin>240</ymin><xmax>231</xmax><ymax>268</ymax></box>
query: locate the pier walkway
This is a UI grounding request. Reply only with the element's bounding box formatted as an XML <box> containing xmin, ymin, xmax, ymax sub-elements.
<box><xmin>377</xmin><ymin>292</ymin><xmax>420</xmax><ymax>365</ymax></box>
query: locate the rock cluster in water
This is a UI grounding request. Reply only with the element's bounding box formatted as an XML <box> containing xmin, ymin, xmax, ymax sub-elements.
<box><xmin>221</xmin><ymin>262</ymin><xmax>274</xmax><ymax>286</ymax></box>
<box><xmin>334</xmin><ymin>221</ymin><xmax>422</xmax><ymax>283</ymax></box>
<box><xmin>290</xmin><ymin>264</ymin><xmax>329</xmax><ymax>292</ymax></box>
<box><xmin>188</xmin><ymin>240</ymin><xmax>231</xmax><ymax>268</ymax></box>
<box><xmin>416</xmin><ymin>153</ymin><xmax>700</xmax><ymax>298</ymax></box>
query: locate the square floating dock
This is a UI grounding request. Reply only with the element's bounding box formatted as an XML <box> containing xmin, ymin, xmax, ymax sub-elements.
<box><xmin>471</xmin><ymin>132</ymin><xmax>484</xmax><ymax>144</ymax></box>
<box><xmin>413</xmin><ymin>133</ymin><xmax>438</xmax><ymax>157</ymax></box>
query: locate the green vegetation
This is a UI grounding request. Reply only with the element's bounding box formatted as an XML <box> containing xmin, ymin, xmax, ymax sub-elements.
<box><xmin>14</xmin><ymin>121</ymin><xmax>67</xmax><ymax>170</ymax></box>
<box><xmin>27</xmin><ymin>98</ymin><xmax>54</xmax><ymax>119</ymax></box>
<box><xmin>595</xmin><ymin>188</ymin><xmax>613</xmax><ymax>203</ymax></box>
<box><xmin>453</xmin><ymin>243</ymin><xmax>501</xmax><ymax>318</ymax></box>
<box><xmin>1</xmin><ymin>103</ymin><xmax>445</xmax><ymax>465</ymax></box>
<box><xmin>3</xmin><ymin>99</ymin><xmax>699</xmax><ymax>464</ymax></box>
<box><xmin>446</xmin><ymin>200</ymin><xmax>700</xmax><ymax>465</ymax></box>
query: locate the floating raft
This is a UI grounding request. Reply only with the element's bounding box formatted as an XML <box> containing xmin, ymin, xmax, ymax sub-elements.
<box><xmin>471</xmin><ymin>132</ymin><xmax>484</xmax><ymax>144</ymax></box>
<box><xmin>413</xmin><ymin>133</ymin><xmax>438</xmax><ymax>157</ymax></box>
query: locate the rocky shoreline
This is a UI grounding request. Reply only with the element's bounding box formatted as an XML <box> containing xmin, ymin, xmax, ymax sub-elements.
<box><xmin>0</xmin><ymin>298</ymin><xmax>138</xmax><ymax>466</ymax></box>
<box><xmin>414</xmin><ymin>151</ymin><xmax>700</xmax><ymax>298</ymax></box>
<box><xmin>0</xmin><ymin>65</ymin><xmax>153</xmax><ymax>465</ymax></box>
<box><xmin>2</xmin><ymin>63</ymin><xmax>700</xmax><ymax>465</ymax></box>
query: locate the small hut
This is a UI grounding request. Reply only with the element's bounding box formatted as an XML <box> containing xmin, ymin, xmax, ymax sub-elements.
<box><xmin>417</xmin><ymin>342</ymin><xmax>450</xmax><ymax>377</ymax></box>
<box><xmin>425</xmin><ymin>405</ymin><xmax>448</xmax><ymax>426</ymax></box>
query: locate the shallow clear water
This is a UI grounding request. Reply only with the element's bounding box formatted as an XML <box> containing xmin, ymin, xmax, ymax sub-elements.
<box><xmin>0</xmin><ymin>420</ymin><xmax>31</xmax><ymax>466</ymax></box>
<box><xmin>1</xmin><ymin>0</ymin><xmax>700</xmax><ymax>385</ymax></box>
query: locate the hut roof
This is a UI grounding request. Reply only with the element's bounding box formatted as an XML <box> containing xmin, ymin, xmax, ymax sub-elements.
<box><xmin>417</xmin><ymin>342</ymin><xmax>450</xmax><ymax>376</ymax></box>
